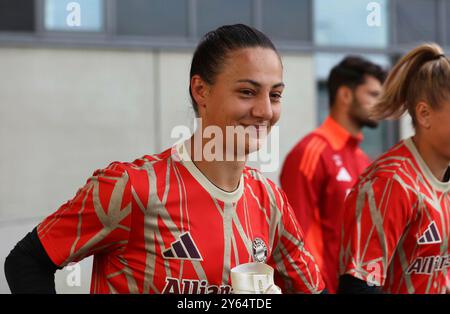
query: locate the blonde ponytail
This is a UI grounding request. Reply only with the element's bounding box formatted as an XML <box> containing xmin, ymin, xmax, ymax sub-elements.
<box><xmin>373</xmin><ymin>43</ymin><xmax>450</xmax><ymax>125</ymax></box>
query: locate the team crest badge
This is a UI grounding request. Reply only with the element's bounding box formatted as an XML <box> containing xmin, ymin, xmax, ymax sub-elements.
<box><xmin>252</xmin><ymin>238</ymin><xmax>268</xmax><ymax>263</ymax></box>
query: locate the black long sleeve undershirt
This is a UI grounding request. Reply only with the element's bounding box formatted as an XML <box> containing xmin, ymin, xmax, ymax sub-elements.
<box><xmin>337</xmin><ymin>274</ymin><xmax>383</xmax><ymax>294</ymax></box>
<box><xmin>4</xmin><ymin>227</ymin><xmax>61</xmax><ymax>294</ymax></box>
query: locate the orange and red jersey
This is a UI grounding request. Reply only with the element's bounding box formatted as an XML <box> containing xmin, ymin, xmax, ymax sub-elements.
<box><xmin>340</xmin><ymin>138</ymin><xmax>450</xmax><ymax>294</ymax></box>
<box><xmin>37</xmin><ymin>141</ymin><xmax>324</xmax><ymax>294</ymax></box>
<box><xmin>280</xmin><ymin>116</ymin><xmax>370</xmax><ymax>292</ymax></box>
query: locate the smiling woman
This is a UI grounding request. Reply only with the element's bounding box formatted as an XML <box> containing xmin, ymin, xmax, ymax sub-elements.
<box><xmin>190</xmin><ymin>46</ymin><xmax>284</xmax><ymax>183</ymax></box>
<box><xmin>4</xmin><ymin>24</ymin><xmax>325</xmax><ymax>294</ymax></box>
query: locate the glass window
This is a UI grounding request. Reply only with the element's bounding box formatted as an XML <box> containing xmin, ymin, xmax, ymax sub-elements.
<box><xmin>116</xmin><ymin>0</ymin><xmax>188</xmax><ymax>37</ymax></box>
<box><xmin>45</xmin><ymin>0</ymin><xmax>103</xmax><ymax>32</ymax></box>
<box><xmin>261</xmin><ymin>0</ymin><xmax>312</xmax><ymax>42</ymax></box>
<box><xmin>315</xmin><ymin>53</ymin><xmax>394</xmax><ymax>159</ymax></box>
<box><xmin>395</xmin><ymin>0</ymin><xmax>438</xmax><ymax>44</ymax></box>
<box><xmin>0</xmin><ymin>0</ymin><xmax>35</xmax><ymax>32</ymax></box>
<box><xmin>197</xmin><ymin>0</ymin><xmax>252</xmax><ymax>37</ymax></box>
<box><xmin>314</xmin><ymin>0</ymin><xmax>389</xmax><ymax>47</ymax></box>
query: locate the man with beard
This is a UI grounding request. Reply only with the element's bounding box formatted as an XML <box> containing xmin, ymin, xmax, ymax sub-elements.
<box><xmin>280</xmin><ymin>56</ymin><xmax>386</xmax><ymax>293</ymax></box>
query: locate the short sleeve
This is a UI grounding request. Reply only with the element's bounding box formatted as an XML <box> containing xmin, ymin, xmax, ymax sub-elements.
<box><xmin>340</xmin><ymin>177</ymin><xmax>413</xmax><ymax>286</ymax></box>
<box><xmin>37</xmin><ymin>162</ymin><xmax>133</xmax><ymax>267</ymax></box>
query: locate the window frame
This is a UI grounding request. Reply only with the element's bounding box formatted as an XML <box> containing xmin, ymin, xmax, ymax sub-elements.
<box><xmin>392</xmin><ymin>0</ymin><xmax>440</xmax><ymax>47</ymax></box>
<box><xmin>259</xmin><ymin>0</ymin><xmax>313</xmax><ymax>44</ymax></box>
<box><xmin>0</xmin><ymin>0</ymin><xmax>36</xmax><ymax>35</ymax></box>
<box><xmin>0</xmin><ymin>0</ymin><xmax>448</xmax><ymax>53</ymax></box>
<box><xmin>114</xmin><ymin>0</ymin><xmax>192</xmax><ymax>39</ymax></box>
<box><xmin>391</xmin><ymin>0</ymin><xmax>450</xmax><ymax>49</ymax></box>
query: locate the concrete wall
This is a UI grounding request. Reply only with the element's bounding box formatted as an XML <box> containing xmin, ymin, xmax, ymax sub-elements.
<box><xmin>0</xmin><ymin>47</ymin><xmax>157</xmax><ymax>293</ymax></box>
<box><xmin>0</xmin><ymin>47</ymin><xmax>316</xmax><ymax>293</ymax></box>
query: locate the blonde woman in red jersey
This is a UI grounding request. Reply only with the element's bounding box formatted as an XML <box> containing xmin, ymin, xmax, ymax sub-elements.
<box><xmin>5</xmin><ymin>24</ymin><xmax>324</xmax><ymax>294</ymax></box>
<box><xmin>338</xmin><ymin>43</ymin><xmax>450</xmax><ymax>294</ymax></box>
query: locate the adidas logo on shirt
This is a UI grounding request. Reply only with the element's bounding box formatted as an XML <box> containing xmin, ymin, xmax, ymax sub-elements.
<box><xmin>417</xmin><ymin>222</ymin><xmax>442</xmax><ymax>245</ymax></box>
<box><xmin>163</xmin><ymin>232</ymin><xmax>203</xmax><ymax>261</ymax></box>
<box><xmin>336</xmin><ymin>167</ymin><xmax>352</xmax><ymax>182</ymax></box>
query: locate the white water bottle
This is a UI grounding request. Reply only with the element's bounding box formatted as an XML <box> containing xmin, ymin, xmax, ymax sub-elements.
<box><xmin>230</xmin><ymin>262</ymin><xmax>282</xmax><ymax>294</ymax></box>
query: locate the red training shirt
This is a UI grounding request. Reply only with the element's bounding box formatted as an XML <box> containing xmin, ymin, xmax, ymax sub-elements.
<box><xmin>38</xmin><ymin>141</ymin><xmax>325</xmax><ymax>294</ymax></box>
<box><xmin>280</xmin><ymin>116</ymin><xmax>371</xmax><ymax>292</ymax></box>
<box><xmin>340</xmin><ymin>138</ymin><xmax>450</xmax><ymax>294</ymax></box>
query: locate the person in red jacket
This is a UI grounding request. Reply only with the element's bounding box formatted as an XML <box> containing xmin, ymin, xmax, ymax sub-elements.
<box><xmin>280</xmin><ymin>56</ymin><xmax>386</xmax><ymax>293</ymax></box>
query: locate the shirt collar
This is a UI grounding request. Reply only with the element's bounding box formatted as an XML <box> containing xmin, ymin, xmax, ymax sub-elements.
<box><xmin>404</xmin><ymin>137</ymin><xmax>450</xmax><ymax>192</ymax></box>
<box><xmin>173</xmin><ymin>141</ymin><xmax>245</xmax><ymax>203</ymax></box>
<box><xmin>315</xmin><ymin>116</ymin><xmax>363</xmax><ymax>151</ymax></box>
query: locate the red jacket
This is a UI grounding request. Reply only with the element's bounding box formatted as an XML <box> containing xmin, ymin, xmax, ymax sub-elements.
<box><xmin>280</xmin><ymin>117</ymin><xmax>371</xmax><ymax>293</ymax></box>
